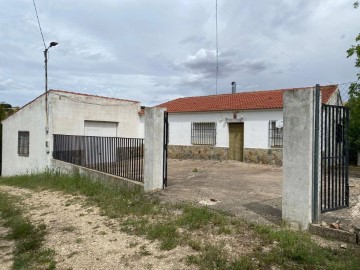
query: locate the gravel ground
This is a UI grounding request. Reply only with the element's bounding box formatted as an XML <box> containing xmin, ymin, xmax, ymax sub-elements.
<box><xmin>0</xmin><ymin>185</ymin><xmax>195</xmax><ymax>270</ymax></box>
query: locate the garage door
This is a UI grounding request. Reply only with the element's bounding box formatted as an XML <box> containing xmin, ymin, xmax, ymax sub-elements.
<box><xmin>84</xmin><ymin>121</ymin><xmax>118</xmax><ymax>137</ymax></box>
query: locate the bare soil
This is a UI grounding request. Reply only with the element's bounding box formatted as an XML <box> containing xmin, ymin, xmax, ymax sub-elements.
<box><xmin>0</xmin><ymin>185</ymin><xmax>195</xmax><ymax>270</ymax></box>
<box><xmin>160</xmin><ymin>159</ymin><xmax>283</xmax><ymax>226</ymax></box>
<box><xmin>0</xmin><ymin>219</ymin><xmax>14</xmax><ymax>270</ymax></box>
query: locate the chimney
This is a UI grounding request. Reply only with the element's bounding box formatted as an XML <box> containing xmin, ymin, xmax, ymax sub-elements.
<box><xmin>231</xmin><ymin>81</ymin><xmax>236</xmax><ymax>94</ymax></box>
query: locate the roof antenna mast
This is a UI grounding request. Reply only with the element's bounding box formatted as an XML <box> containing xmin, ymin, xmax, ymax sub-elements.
<box><xmin>216</xmin><ymin>0</ymin><xmax>219</xmax><ymax>95</ymax></box>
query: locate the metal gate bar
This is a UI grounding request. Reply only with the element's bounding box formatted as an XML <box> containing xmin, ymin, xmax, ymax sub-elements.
<box><xmin>53</xmin><ymin>134</ymin><xmax>144</xmax><ymax>182</ymax></box>
<box><xmin>321</xmin><ymin>104</ymin><xmax>349</xmax><ymax>213</ymax></box>
<box><xmin>163</xmin><ymin>111</ymin><xmax>169</xmax><ymax>188</ymax></box>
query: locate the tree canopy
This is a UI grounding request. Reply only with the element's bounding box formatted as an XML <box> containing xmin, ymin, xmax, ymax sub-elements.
<box><xmin>346</xmin><ymin>2</ymin><xmax>360</xmax><ymax>163</ymax></box>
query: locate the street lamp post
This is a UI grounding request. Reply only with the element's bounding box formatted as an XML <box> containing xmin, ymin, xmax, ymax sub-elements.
<box><xmin>44</xmin><ymin>41</ymin><xmax>58</xmax><ymax>133</ymax></box>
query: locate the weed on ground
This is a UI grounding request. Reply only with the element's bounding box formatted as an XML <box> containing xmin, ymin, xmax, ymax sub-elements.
<box><xmin>0</xmin><ymin>191</ymin><xmax>56</xmax><ymax>270</ymax></box>
<box><xmin>1</xmin><ymin>173</ymin><xmax>360</xmax><ymax>269</ymax></box>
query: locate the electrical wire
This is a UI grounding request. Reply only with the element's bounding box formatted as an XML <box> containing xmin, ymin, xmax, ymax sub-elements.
<box><xmin>32</xmin><ymin>0</ymin><xmax>46</xmax><ymax>49</ymax></box>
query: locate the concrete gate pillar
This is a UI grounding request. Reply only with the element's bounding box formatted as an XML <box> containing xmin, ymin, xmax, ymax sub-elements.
<box><xmin>282</xmin><ymin>87</ymin><xmax>321</xmax><ymax>230</ymax></box>
<box><xmin>144</xmin><ymin>107</ymin><xmax>165</xmax><ymax>191</ymax></box>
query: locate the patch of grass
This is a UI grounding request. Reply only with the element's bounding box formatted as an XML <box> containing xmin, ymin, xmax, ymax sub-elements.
<box><xmin>187</xmin><ymin>244</ymin><xmax>256</xmax><ymax>270</ymax></box>
<box><xmin>253</xmin><ymin>224</ymin><xmax>360</xmax><ymax>269</ymax></box>
<box><xmin>217</xmin><ymin>225</ymin><xmax>233</xmax><ymax>235</ymax></box>
<box><xmin>188</xmin><ymin>239</ymin><xmax>202</xmax><ymax>251</ymax></box>
<box><xmin>121</xmin><ymin>217</ymin><xmax>149</xmax><ymax>235</ymax></box>
<box><xmin>177</xmin><ymin>204</ymin><xmax>227</xmax><ymax>230</ymax></box>
<box><xmin>0</xmin><ymin>191</ymin><xmax>56</xmax><ymax>269</ymax></box>
<box><xmin>147</xmin><ymin>222</ymin><xmax>179</xmax><ymax>250</ymax></box>
<box><xmin>0</xmin><ymin>172</ymin><xmax>161</xmax><ymax>218</ymax></box>
<box><xmin>192</xmin><ymin>168</ymin><xmax>198</xmax><ymax>172</ymax></box>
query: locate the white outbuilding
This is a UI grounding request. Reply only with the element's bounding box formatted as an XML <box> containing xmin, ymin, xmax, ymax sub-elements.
<box><xmin>1</xmin><ymin>90</ymin><xmax>143</xmax><ymax>176</ymax></box>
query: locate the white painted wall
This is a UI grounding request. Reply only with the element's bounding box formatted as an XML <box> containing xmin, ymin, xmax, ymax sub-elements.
<box><xmin>139</xmin><ymin>116</ymin><xmax>145</xmax><ymax>138</ymax></box>
<box><xmin>2</xmin><ymin>95</ymin><xmax>50</xmax><ymax>176</ymax></box>
<box><xmin>1</xmin><ymin>91</ymin><xmax>143</xmax><ymax>176</ymax></box>
<box><xmin>168</xmin><ymin>110</ymin><xmax>283</xmax><ymax>149</ymax></box>
<box><xmin>84</xmin><ymin>121</ymin><xmax>118</xmax><ymax>137</ymax></box>
<box><xmin>49</xmin><ymin>92</ymin><xmax>142</xmax><ymax>138</ymax></box>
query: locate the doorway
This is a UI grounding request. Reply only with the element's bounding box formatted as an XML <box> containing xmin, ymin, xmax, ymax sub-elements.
<box><xmin>228</xmin><ymin>123</ymin><xmax>244</xmax><ymax>161</ymax></box>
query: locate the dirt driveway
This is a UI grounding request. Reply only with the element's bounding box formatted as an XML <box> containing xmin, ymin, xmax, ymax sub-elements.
<box><xmin>0</xmin><ymin>186</ymin><xmax>194</xmax><ymax>270</ymax></box>
<box><xmin>160</xmin><ymin>159</ymin><xmax>283</xmax><ymax>226</ymax></box>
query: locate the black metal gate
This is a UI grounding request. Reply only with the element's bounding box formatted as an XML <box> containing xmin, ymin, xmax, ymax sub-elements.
<box><xmin>163</xmin><ymin>111</ymin><xmax>169</xmax><ymax>188</ymax></box>
<box><xmin>321</xmin><ymin>104</ymin><xmax>349</xmax><ymax>213</ymax></box>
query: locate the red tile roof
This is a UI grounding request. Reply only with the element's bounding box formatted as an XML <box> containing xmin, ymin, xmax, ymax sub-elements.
<box><xmin>158</xmin><ymin>85</ymin><xmax>338</xmax><ymax>113</ymax></box>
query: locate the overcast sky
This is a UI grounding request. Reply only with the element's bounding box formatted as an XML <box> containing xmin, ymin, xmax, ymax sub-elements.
<box><xmin>0</xmin><ymin>0</ymin><xmax>359</xmax><ymax>107</ymax></box>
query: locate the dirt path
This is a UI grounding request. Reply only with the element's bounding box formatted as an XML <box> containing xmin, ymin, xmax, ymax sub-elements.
<box><xmin>0</xmin><ymin>186</ymin><xmax>195</xmax><ymax>270</ymax></box>
<box><xmin>0</xmin><ymin>219</ymin><xmax>14</xmax><ymax>270</ymax></box>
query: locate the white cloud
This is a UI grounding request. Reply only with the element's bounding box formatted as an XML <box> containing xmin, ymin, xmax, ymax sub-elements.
<box><xmin>0</xmin><ymin>0</ymin><xmax>358</xmax><ymax>106</ymax></box>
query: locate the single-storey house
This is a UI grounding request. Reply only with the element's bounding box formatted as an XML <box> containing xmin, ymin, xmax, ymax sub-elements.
<box><xmin>1</xmin><ymin>90</ymin><xmax>143</xmax><ymax>176</ymax></box>
<box><xmin>158</xmin><ymin>85</ymin><xmax>341</xmax><ymax>165</ymax></box>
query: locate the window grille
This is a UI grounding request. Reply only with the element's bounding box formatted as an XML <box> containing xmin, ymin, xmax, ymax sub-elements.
<box><xmin>18</xmin><ymin>131</ymin><xmax>29</xmax><ymax>156</ymax></box>
<box><xmin>191</xmin><ymin>122</ymin><xmax>216</xmax><ymax>145</ymax></box>
<box><xmin>269</xmin><ymin>121</ymin><xmax>283</xmax><ymax>148</ymax></box>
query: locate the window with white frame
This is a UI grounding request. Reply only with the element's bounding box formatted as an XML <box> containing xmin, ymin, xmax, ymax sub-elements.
<box><xmin>269</xmin><ymin>120</ymin><xmax>283</xmax><ymax>148</ymax></box>
<box><xmin>18</xmin><ymin>131</ymin><xmax>30</xmax><ymax>156</ymax></box>
<box><xmin>191</xmin><ymin>122</ymin><xmax>216</xmax><ymax>145</ymax></box>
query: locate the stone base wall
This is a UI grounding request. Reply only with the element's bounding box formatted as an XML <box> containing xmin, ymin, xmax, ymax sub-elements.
<box><xmin>244</xmin><ymin>148</ymin><xmax>283</xmax><ymax>166</ymax></box>
<box><xmin>168</xmin><ymin>145</ymin><xmax>228</xmax><ymax>160</ymax></box>
<box><xmin>168</xmin><ymin>145</ymin><xmax>283</xmax><ymax>165</ymax></box>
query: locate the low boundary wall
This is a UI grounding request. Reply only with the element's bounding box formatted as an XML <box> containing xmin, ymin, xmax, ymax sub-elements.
<box><xmin>51</xmin><ymin>159</ymin><xmax>143</xmax><ymax>190</ymax></box>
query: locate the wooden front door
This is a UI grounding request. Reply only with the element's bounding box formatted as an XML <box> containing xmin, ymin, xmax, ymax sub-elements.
<box><xmin>228</xmin><ymin>123</ymin><xmax>244</xmax><ymax>161</ymax></box>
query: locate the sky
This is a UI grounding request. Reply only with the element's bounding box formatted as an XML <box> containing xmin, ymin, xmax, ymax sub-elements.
<box><xmin>0</xmin><ymin>0</ymin><xmax>359</xmax><ymax>107</ymax></box>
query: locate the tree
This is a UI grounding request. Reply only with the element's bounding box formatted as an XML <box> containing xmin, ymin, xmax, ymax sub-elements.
<box><xmin>346</xmin><ymin>2</ymin><xmax>360</xmax><ymax>164</ymax></box>
<box><xmin>0</xmin><ymin>103</ymin><xmax>13</xmax><ymax>172</ymax></box>
<box><xmin>0</xmin><ymin>105</ymin><xmax>5</xmax><ymax>122</ymax></box>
